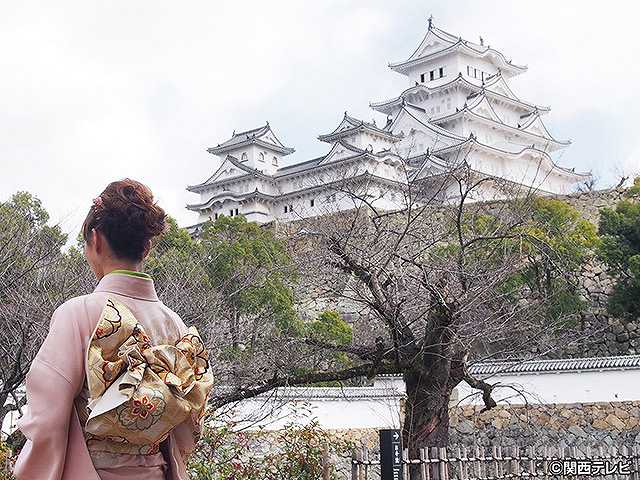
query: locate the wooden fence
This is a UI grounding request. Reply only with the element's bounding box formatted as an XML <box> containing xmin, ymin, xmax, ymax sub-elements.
<box><xmin>351</xmin><ymin>445</ymin><xmax>640</xmax><ymax>480</ymax></box>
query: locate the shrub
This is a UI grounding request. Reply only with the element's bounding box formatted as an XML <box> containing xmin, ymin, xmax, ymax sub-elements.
<box><xmin>188</xmin><ymin>420</ymin><xmax>354</xmax><ymax>480</ymax></box>
<box><xmin>0</xmin><ymin>442</ymin><xmax>15</xmax><ymax>480</ymax></box>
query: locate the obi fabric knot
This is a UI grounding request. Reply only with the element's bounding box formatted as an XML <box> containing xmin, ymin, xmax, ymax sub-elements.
<box><xmin>84</xmin><ymin>297</ymin><xmax>213</xmax><ymax>446</ymax></box>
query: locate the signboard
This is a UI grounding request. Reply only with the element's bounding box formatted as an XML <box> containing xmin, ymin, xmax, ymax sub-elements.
<box><xmin>379</xmin><ymin>429</ymin><xmax>403</xmax><ymax>480</ymax></box>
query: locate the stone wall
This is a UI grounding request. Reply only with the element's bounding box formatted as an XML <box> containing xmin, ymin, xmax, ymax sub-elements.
<box><xmin>561</xmin><ymin>189</ymin><xmax>639</xmax><ymax>357</ymax></box>
<box><xmin>322</xmin><ymin>402</ymin><xmax>640</xmax><ymax>451</ymax></box>
<box><xmin>561</xmin><ymin>188</ymin><xmax>626</xmax><ymax>225</ymax></box>
<box><xmin>449</xmin><ymin>401</ymin><xmax>640</xmax><ymax>450</ymax></box>
<box><xmin>320</xmin><ymin>401</ymin><xmax>640</xmax><ymax>473</ymax></box>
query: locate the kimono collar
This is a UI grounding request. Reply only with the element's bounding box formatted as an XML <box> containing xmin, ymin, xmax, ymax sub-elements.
<box><xmin>94</xmin><ymin>270</ymin><xmax>159</xmax><ymax>301</ymax></box>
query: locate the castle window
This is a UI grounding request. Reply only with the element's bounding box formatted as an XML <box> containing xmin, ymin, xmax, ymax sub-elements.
<box><xmin>467</xmin><ymin>66</ymin><xmax>471</xmax><ymax>75</ymax></box>
<box><xmin>259</xmin><ymin>152</ymin><xmax>265</xmax><ymax>162</ymax></box>
<box><xmin>284</xmin><ymin>205</ymin><xmax>288</xmax><ymax>213</ymax></box>
<box><xmin>241</xmin><ymin>152</ymin><xmax>248</xmax><ymax>162</ymax></box>
<box><xmin>474</xmin><ymin>68</ymin><xmax>478</xmax><ymax>79</ymax></box>
<box><xmin>214</xmin><ymin>213</ymin><xmax>219</xmax><ymax>220</ymax></box>
<box><xmin>289</xmin><ymin>204</ymin><xmax>293</xmax><ymax>212</ymax></box>
<box><xmin>310</xmin><ymin>198</ymin><xmax>315</xmax><ymax>207</ymax></box>
<box><xmin>235</xmin><ymin>208</ymin><xmax>239</xmax><ymax>216</ymax></box>
<box><xmin>439</xmin><ymin>67</ymin><xmax>444</xmax><ymax>78</ymax></box>
<box><xmin>420</xmin><ymin>73</ymin><xmax>426</xmax><ymax>83</ymax></box>
<box><xmin>272</xmin><ymin>156</ymin><xmax>278</xmax><ymax>166</ymax></box>
<box><xmin>229</xmin><ymin>209</ymin><xmax>234</xmax><ymax>216</ymax></box>
<box><xmin>429</xmin><ymin>70</ymin><xmax>435</xmax><ymax>81</ymax></box>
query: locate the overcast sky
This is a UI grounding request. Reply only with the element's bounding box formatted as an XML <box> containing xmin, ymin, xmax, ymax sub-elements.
<box><xmin>1</xmin><ymin>1</ymin><xmax>639</xmax><ymax>236</ymax></box>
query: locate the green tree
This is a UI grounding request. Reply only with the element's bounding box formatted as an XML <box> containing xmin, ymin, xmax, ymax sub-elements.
<box><xmin>306</xmin><ymin>311</ymin><xmax>352</xmax><ymax>347</ymax></box>
<box><xmin>598</xmin><ymin>178</ymin><xmax>640</xmax><ymax>318</ymax></box>
<box><xmin>0</xmin><ymin>192</ymin><xmax>67</xmax><ymax>297</ymax></box>
<box><xmin>200</xmin><ymin>215</ymin><xmax>301</xmax><ymax>351</ymax></box>
<box><xmin>516</xmin><ymin>197</ymin><xmax>599</xmax><ymax>322</ymax></box>
<box><xmin>144</xmin><ymin>216</ymin><xmax>219</xmax><ymax>331</ymax></box>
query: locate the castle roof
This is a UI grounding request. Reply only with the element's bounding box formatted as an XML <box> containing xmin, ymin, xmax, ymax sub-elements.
<box><xmin>395</xmin><ymin>103</ymin><xmax>462</xmax><ymax>138</ymax></box>
<box><xmin>274</xmin><ymin>155</ymin><xmax>326</xmax><ymax>176</ymax></box>
<box><xmin>207</xmin><ymin>123</ymin><xmax>295</xmax><ymax>156</ymax></box>
<box><xmin>371</xmin><ymin>73</ymin><xmax>549</xmax><ymax>117</ymax></box>
<box><xmin>187</xmin><ymin>169</ymin><xmax>407</xmax><ymax>212</ymax></box>
<box><xmin>318</xmin><ymin>112</ymin><xmax>402</xmax><ymax>143</ymax></box>
<box><xmin>433</xmin><ymin>136</ymin><xmax>589</xmax><ymax>180</ymax></box>
<box><xmin>186</xmin><ymin>154</ymin><xmax>276</xmax><ymax>193</ymax></box>
<box><xmin>433</xmin><ymin>92</ymin><xmax>570</xmax><ymax>151</ymax></box>
<box><xmin>468</xmin><ymin>355</ymin><xmax>640</xmax><ymax>375</ymax></box>
<box><xmin>376</xmin><ymin>355</ymin><xmax>640</xmax><ymax>378</ymax></box>
<box><xmin>389</xmin><ymin>21</ymin><xmax>527</xmax><ymax>78</ymax></box>
<box><xmin>188</xmin><ymin>138</ymin><xmax>403</xmax><ymax>199</ymax></box>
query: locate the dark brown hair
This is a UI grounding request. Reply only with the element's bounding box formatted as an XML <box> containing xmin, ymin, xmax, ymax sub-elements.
<box><xmin>82</xmin><ymin>179</ymin><xmax>167</xmax><ymax>261</ymax></box>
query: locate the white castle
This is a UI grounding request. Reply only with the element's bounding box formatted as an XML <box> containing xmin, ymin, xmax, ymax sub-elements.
<box><xmin>186</xmin><ymin>18</ymin><xmax>589</xmax><ymax>230</ymax></box>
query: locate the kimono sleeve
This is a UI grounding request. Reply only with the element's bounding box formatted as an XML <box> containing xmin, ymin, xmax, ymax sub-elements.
<box><xmin>170</xmin><ymin>406</ymin><xmax>207</xmax><ymax>459</ymax></box>
<box><xmin>14</xmin><ymin>298</ymin><xmax>87</xmax><ymax>480</ymax></box>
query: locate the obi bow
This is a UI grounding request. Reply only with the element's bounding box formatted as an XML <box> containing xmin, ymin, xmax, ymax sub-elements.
<box><xmin>84</xmin><ymin>297</ymin><xmax>213</xmax><ymax>446</ymax></box>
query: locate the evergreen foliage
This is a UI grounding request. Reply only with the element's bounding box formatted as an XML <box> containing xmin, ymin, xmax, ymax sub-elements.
<box><xmin>598</xmin><ymin>178</ymin><xmax>640</xmax><ymax>319</ymax></box>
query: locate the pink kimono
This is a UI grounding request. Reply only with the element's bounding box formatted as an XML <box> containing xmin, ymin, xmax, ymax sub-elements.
<box><xmin>14</xmin><ymin>271</ymin><xmax>206</xmax><ymax>480</ymax></box>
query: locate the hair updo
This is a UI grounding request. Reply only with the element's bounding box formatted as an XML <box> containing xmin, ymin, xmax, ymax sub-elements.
<box><xmin>82</xmin><ymin>179</ymin><xmax>167</xmax><ymax>261</ymax></box>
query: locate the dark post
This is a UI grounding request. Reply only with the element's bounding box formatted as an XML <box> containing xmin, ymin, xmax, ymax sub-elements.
<box><xmin>380</xmin><ymin>429</ymin><xmax>404</xmax><ymax>480</ymax></box>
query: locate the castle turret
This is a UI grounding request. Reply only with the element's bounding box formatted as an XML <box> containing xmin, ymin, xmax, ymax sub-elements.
<box><xmin>207</xmin><ymin>123</ymin><xmax>294</xmax><ymax>176</ymax></box>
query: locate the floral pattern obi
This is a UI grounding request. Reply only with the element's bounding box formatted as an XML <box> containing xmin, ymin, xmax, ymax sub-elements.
<box><xmin>78</xmin><ymin>297</ymin><xmax>213</xmax><ymax>455</ymax></box>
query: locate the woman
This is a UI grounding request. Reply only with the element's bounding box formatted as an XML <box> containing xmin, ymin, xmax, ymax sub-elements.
<box><xmin>14</xmin><ymin>179</ymin><xmax>212</xmax><ymax>480</ymax></box>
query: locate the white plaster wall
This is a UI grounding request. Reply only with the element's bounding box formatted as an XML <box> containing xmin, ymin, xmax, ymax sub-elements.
<box><xmin>1</xmin><ymin>408</ymin><xmax>20</xmax><ymax>440</ymax></box>
<box><xmin>242</xmin><ymin>145</ymin><xmax>277</xmax><ymax>175</ymax></box>
<box><xmin>375</xmin><ymin>369</ymin><xmax>640</xmax><ymax>407</ymax></box>
<box><xmin>391</xmin><ymin>115</ymin><xmax>460</xmax><ymax>156</ymax></box>
<box><xmin>404</xmin><ymin>51</ymin><xmax>498</xmax><ymax>86</ymax></box>
<box><xmin>220</xmin><ymin>393</ymin><xmax>403</xmax><ymax>431</ymax></box>
<box><xmin>240</xmin><ymin>198</ymin><xmax>273</xmax><ymax>223</ymax></box>
<box><xmin>341</xmin><ymin>131</ymin><xmax>396</xmax><ymax>153</ymax></box>
<box><xmin>456</xmin><ymin>369</ymin><xmax>640</xmax><ymax>405</ymax></box>
<box><xmin>459</xmin><ymin>53</ymin><xmax>499</xmax><ymax>84</ymax></box>
<box><xmin>461</xmin><ymin>149</ymin><xmax>575</xmax><ymax>195</ymax></box>
<box><xmin>194</xmin><ymin>153</ymin><xmax>409</xmax><ymax>225</ymax></box>
<box><xmin>218</xmin><ymin>369</ymin><xmax>640</xmax><ymax>432</ymax></box>
<box><xmin>464</xmin><ymin>118</ymin><xmax>562</xmax><ymax>154</ymax></box>
<box><xmin>489</xmin><ymin>100</ymin><xmax>530</xmax><ymax>128</ymax></box>
<box><xmin>274</xmin><ymin>180</ymin><xmax>404</xmax><ymax>223</ymax></box>
<box><xmin>405</xmin><ymin>54</ymin><xmax>460</xmax><ymax>88</ymax></box>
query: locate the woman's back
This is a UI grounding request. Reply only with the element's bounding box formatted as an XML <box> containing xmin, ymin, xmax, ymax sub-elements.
<box><xmin>76</xmin><ymin>271</ymin><xmax>188</xmax><ymax>478</ymax></box>
<box><xmin>81</xmin><ymin>271</ymin><xmax>186</xmax><ymax>348</ymax></box>
<box><xmin>13</xmin><ymin>179</ymin><xmax>211</xmax><ymax>480</ymax></box>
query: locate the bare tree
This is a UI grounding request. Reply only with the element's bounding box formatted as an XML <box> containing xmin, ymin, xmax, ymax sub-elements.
<box><xmin>0</xmin><ymin>193</ymin><xmax>83</xmax><ymax>427</ymax></box>
<box><xmin>277</xmin><ymin>154</ymin><xmax>598</xmax><ymax>456</ymax></box>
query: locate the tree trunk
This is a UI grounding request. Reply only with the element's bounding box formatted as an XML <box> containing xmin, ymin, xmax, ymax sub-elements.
<box><xmin>402</xmin><ymin>368</ymin><xmax>454</xmax><ymax>454</ymax></box>
<box><xmin>402</xmin><ymin>367</ymin><xmax>456</xmax><ymax>479</ymax></box>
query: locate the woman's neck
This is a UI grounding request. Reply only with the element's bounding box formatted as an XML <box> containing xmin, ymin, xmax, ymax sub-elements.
<box><xmin>98</xmin><ymin>262</ymin><xmax>142</xmax><ymax>281</ymax></box>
